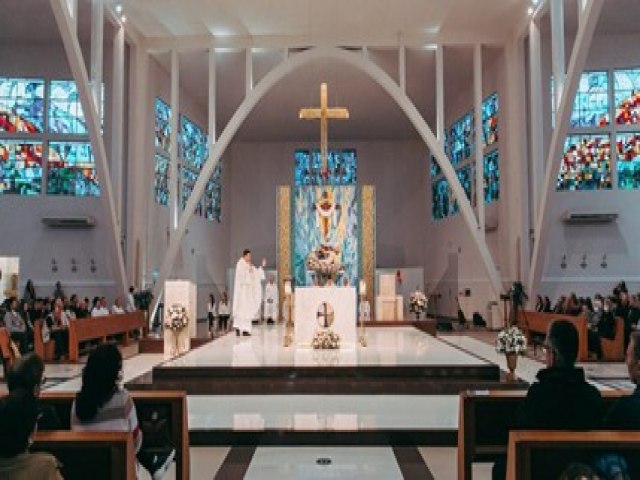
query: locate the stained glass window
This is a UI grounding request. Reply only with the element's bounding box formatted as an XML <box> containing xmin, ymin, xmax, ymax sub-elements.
<box><xmin>181</xmin><ymin>167</ymin><xmax>202</xmax><ymax>214</ymax></box>
<box><xmin>616</xmin><ymin>133</ymin><xmax>640</xmax><ymax>190</ymax></box>
<box><xmin>0</xmin><ymin>78</ymin><xmax>44</xmax><ymax>133</ymax></box>
<box><xmin>450</xmin><ymin>165</ymin><xmax>474</xmax><ymax>215</ymax></box>
<box><xmin>204</xmin><ymin>164</ymin><xmax>222</xmax><ymax>222</ymax></box>
<box><xmin>0</xmin><ymin>140</ymin><xmax>43</xmax><ymax>195</ymax></box>
<box><xmin>49</xmin><ymin>80</ymin><xmax>95</xmax><ymax>135</ymax></box>
<box><xmin>47</xmin><ymin>141</ymin><xmax>100</xmax><ymax>196</ymax></box>
<box><xmin>432</xmin><ymin>177</ymin><xmax>449</xmax><ymax>221</ymax></box>
<box><xmin>154</xmin><ymin>154</ymin><xmax>169</xmax><ymax>206</ymax></box>
<box><xmin>483</xmin><ymin>150</ymin><xmax>500</xmax><ymax>203</ymax></box>
<box><xmin>449</xmin><ymin>112</ymin><xmax>473</xmax><ymax>165</ymax></box>
<box><xmin>155</xmin><ymin>97</ymin><xmax>171</xmax><ymax>152</ymax></box>
<box><xmin>614</xmin><ymin>69</ymin><xmax>640</xmax><ymax>125</ymax></box>
<box><xmin>557</xmin><ymin>135</ymin><xmax>611</xmax><ymax>191</ymax></box>
<box><xmin>570</xmin><ymin>71</ymin><xmax>609</xmax><ymax>128</ymax></box>
<box><xmin>179</xmin><ymin>115</ymin><xmax>207</xmax><ymax>169</ymax></box>
<box><xmin>294</xmin><ymin>148</ymin><xmax>357</xmax><ymax>186</ymax></box>
<box><xmin>482</xmin><ymin>93</ymin><xmax>499</xmax><ymax>146</ymax></box>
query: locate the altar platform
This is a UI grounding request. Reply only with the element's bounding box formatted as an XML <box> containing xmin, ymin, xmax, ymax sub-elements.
<box><xmin>129</xmin><ymin>324</ymin><xmax>516</xmax><ymax>396</ymax></box>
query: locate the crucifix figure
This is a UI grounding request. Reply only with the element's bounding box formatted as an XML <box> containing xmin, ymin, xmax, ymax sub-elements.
<box><xmin>299</xmin><ymin>83</ymin><xmax>349</xmax><ymax>174</ymax></box>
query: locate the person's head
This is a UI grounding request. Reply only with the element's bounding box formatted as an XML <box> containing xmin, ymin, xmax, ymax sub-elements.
<box><xmin>101</xmin><ymin>297</ymin><xmax>108</xmax><ymax>308</ymax></box>
<box><xmin>242</xmin><ymin>249</ymin><xmax>252</xmax><ymax>263</ymax></box>
<box><xmin>8</xmin><ymin>353</ymin><xmax>46</xmax><ymax>397</ymax></box>
<box><xmin>10</xmin><ymin>299</ymin><xmax>18</xmax><ymax>311</ymax></box>
<box><xmin>114</xmin><ymin>297</ymin><xmax>122</xmax><ymax>308</ymax></box>
<box><xmin>0</xmin><ymin>389</ymin><xmax>38</xmax><ymax>458</ymax></box>
<box><xmin>626</xmin><ymin>331</ymin><xmax>640</xmax><ymax>385</ymax></box>
<box><xmin>92</xmin><ymin>297</ymin><xmax>99</xmax><ymax>307</ymax></box>
<box><xmin>26</xmin><ymin>279</ymin><xmax>33</xmax><ymax>289</ymax></box>
<box><xmin>129</xmin><ymin>286</ymin><xmax>135</xmax><ymax>294</ymax></box>
<box><xmin>70</xmin><ymin>294</ymin><xmax>77</xmax><ymax>304</ymax></box>
<box><xmin>269</xmin><ymin>275</ymin><xmax>275</xmax><ymax>284</ymax></box>
<box><xmin>21</xmin><ymin>301</ymin><xmax>30</xmax><ymax>312</ymax></box>
<box><xmin>55</xmin><ymin>281</ymin><xmax>61</xmax><ymax>289</ymax></box>
<box><xmin>544</xmin><ymin>320</ymin><xmax>579</xmax><ymax>368</ymax></box>
<box><xmin>75</xmin><ymin>344</ymin><xmax>123</xmax><ymax>422</ymax></box>
<box><xmin>222</xmin><ymin>291</ymin><xmax>228</xmax><ymax>302</ymax></box>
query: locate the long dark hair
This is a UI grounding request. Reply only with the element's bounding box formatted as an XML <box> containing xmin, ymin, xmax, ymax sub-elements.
<box><xmin>75</xmin><ymin>344</ymin><xmax>123</xmax><ymax>422</ymax></box>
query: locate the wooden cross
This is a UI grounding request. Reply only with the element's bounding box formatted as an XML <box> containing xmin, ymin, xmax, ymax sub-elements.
<box><xmin>299</xmin><ymin>83</ymin><xmax>349</xmax><ymax>172</ymax></box>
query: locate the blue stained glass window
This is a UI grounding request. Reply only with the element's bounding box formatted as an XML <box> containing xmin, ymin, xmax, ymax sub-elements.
<box><xmin>614</xmin><ymin>69</ymin><xmax>640</xmax><ymax>125</ymax></box>
<box><xmin>557</xmin><ymin>135</ymin><xmax>611</xmax><ymax>191</ymax></box>
<box><xmin>294</xmin><ymin>148</ymin><xmax>357</xmax><ymax>186</ymax></box>
<box><xmin>204</xmin><ymin>164</ymin><xmax>222</xmax><ymax>222</ymax></box>
<box><xmin>0</xmin><ymin>78</ymin><xmax>44</xmax><ymax>133</ymax></box>
<box><xmin>47</xmin><ymin>141</ymin><xmax>100</xmax><ymax>196</ymax></box>
<box><xmin>0</xmin><ymin>140</ymin><xmax>43</xmax><ymax>195</ymax></box>
<box><xmin>49</xmin><ymin>80</ymin><xmax>87</xmax><ymax>134</ymax></box>
<box><xmin>432</xmin><ymin>177</ymin><xmax>449</xmax><ymax>221</ymax></box>
<box><xmin>154</xmin><ymin>154</ymin><xmax>169</xmax><ymax>206</ymax></box>
<box><xmin>483</xmin><ymin>150</ymin><xmax>500</xmax><ymax>203</ymax></box>
<box><xmin>482</xmin><ymin>93</ymin><xmax>499</xmax><ymax>146</ymax></box>
<box><xmin>179</xmin><ymin>115</ymin><xmax>207</xmax><ymax>169</ymax></box>
<box><xmin>430</xmin><ymin>132</ymin><xmax>449</xmax><ymax>178</ymax></box>
<box><xmin>449</xmin><ymin>112</ymin><xmax>473</xmax><ymax>165</ymax></box>
<box><xmin>450</xmin><ymin>165</ymin><xmax>474</xmax><ymax>215</ymax></box>
<box><xmin>181</xmin><ymin>166</ymin><xmax>202</xmax><ymax>215</ymax></box>
<box><xmin>616</xmin><ymin>133</ymin><xmax>640</xmax><ymax>190</ymax></box>
<box><xmin>155</xmin><ymin>98</ymin><xmax>171</xmax><ymax>151</ymax></box>
<box><xmin>570</xmin><ymin>71</ymin><xmax>609</xmax><ymax>128</ymax></box>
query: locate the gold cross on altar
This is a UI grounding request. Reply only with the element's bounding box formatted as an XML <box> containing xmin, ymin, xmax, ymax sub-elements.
<box><xmin>299</xmin><ymin>83</ymin><xmax>349</xmax><ymax>171</ymax></box>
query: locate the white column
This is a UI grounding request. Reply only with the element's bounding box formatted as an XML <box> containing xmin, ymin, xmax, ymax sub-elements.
<box><xmin>208</xmin><ymin>47</ymin><xmax>217</xmax><ymax>146</ymax></box>
<box><xmin>529</xmin><ymin>20</ymin><xmax>544</xmax><ymax>223</ymax></box>
<box><xmin>578</xmin><ymin>0</ymin><xmax>588</xmax><ymax>27</ymax></box>
<box><xmin>245</xmin><ymin>47</ymin><xmax>253</xmax><ymax>97</ymax></box>
<box><xmin>90</xmin><ymin>0</ymin><xmax>104</xmax><ymax>118</ymax></box>
<box><xmin>473</xmin><ymin>45</ymin><xmax>484</xmax><ymax>233</ymax></box>
<box><xmin>65</xmin><ymin>0</ymin><xmax>77</xmax><ymax>32</ymax></box>
<box><xmin>551</xmin><ymin>0</ymin><xmax>566</xmax><ymax>117</ymax></box>
<box><xmin>399</xmin><ymin>45</ymin><xmax>406</xmax><ymax>93</ymax></box>
<box><xmin>169</xmin><ymin>49</ymin><xmax>180</xmax><ymax>232</ymax></box>
<box><xmin>435</xmin><ymin>45</ymin><xmax>445</xmax><ymax>145</ymax></box>
<box><xmin>111</xmin><ymin>24</ymin><xmax>125</xmax><ymax>224</ymax></box>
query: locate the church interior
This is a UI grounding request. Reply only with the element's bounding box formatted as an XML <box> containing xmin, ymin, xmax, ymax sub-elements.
<box><xmin>2</xmin><ymin>0</ymin><xmax>640</xmax><ymax>478</ymax></box>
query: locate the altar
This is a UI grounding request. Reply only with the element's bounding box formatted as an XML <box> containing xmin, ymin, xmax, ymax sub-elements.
<box><xmin>294</xmin><ymin>286</ymin><xmax>357</xmax><ymax>348</ymax></box>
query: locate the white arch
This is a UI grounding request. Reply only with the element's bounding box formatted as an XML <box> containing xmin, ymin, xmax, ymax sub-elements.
<box><xmin>150</xmin><ymin>46</ymin><xmax>503</xmax><ymax>317</ymax></box>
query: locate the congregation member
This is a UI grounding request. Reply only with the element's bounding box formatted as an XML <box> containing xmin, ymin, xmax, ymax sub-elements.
<box><xmin>4</xmin><ymin>299</ymin><xmax>31</xmax><ymax>354</ymax></box>
<box><xmin>534</xmin><ymin>295</ymin><xmax>544</xmax><ymax>312</ymax></box>
<box><xmin>263</xmin><ymin>275</ymin><xmax>279</xmax><ymax>325</ymax></box>
<box><xmin>217</xmin><ymin>291</ymin><xmax>231</xmax><ymax>333</ymax></box>
<box><xmin>74</xmin><ymin>299</ymin><xmax>90</xmax><ymax>319</ymax></box>
<box><xmin>22</xmin><ymin>279</ymin><xmax>36</xmax><ymax>304</ymax></box>
<box><xmin>232</xmin><ymin>250</ymin><xmax>266</xmax><ymax>336</ymax></box>
<box><xmin>52</xmin><ymin>281</ymin><xmax>64</xmax><ymax>301</ymax></box>
<box><xmin>19</xmin><ymin>301</ymin><xmax>34</xmax><ymax>332</ymax></box>
<box><xmin>542</xmin><ymin>296</ymin><xmax>552</xmax><ymax>312</ymax></box>
<box><xmin>8</xmin><ymin>353</ymin><xmax>61</xmax><ymax>431</ymax></box>
<box><xmin>91</xmin><ymin>297</ymin><xmax>109</xmax><ymax>317</ymax></box>
<box><xmin>111</xmin><ymin>297</ymin><xmax>125</xmax><ymax>314</ymax></box>
<box><xmin>0</xmin><ymin>389</ymin><xmax>63</xmax><ymax>480</ymax></box>
<box><xmin>126</xmin><ymin>286</ymin><xmax>136</xmax><ymax>312</ymax></box>
<box><xmin>44</xmin><ymin>299</ymin><xmax>70</xmax><ymax>361</ymax></box>
<box><xmin>207</xmin><ymin>294</ymin><xmax>216</xmax><ymax>337</ymax></box>
<box><xmin>71</xmin><ymin>344</ymin><xmax>175</xmax><ymax>479</ymax></box>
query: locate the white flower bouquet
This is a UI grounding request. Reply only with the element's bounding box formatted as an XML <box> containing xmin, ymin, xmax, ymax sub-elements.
<box><xmin>312</xmin><ymin>330</ymin><xmax>341</xmax><ymax>350</ymax></box>
<box><xmin>409</xmin><ymin>291</ymin><xmax>428</xmax><ymax>315</ymax></box>
<box><xmin>495</xmin><ymin>326</ymin><xmax>527</xmax><ymax>355</ymax></box>
<box><xmin>164</xmin><ymin>304</ymin><xmax>189</xmax><ymax>332</ymax></box>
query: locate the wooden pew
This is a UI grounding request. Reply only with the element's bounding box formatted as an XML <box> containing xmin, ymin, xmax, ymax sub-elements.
<box><xmin>40</xmin><ymin>390</ymin><xmax>190</xmax><ymax>480</ymax></box>
<box><xmin>517</xmin><ymin>311</ymin><xmax>625</xmax><ymax>362</ymax></box>
<box><xmin>33</xmin><ymin>319</ymin><xmax>56</xmax><ymax>362</ymax></box>
<box><xmin>506</xmin><ymin>430</ymin><xmax>640</xmax><ymax>480</ymax></box>
<box><xmin>68</xmin><ymin>311</ymin><xmax>146</xmax><ymax>362</ymax></box>
<box><xmin>0</xmin><ymin>327</ymin><xmax>16</xmax><ymax>371</ymax></box>
<box><xmin>457</xmin><ymin>389</ymin><xmax>626</xmax><ymax>480</ymax></box>
<box><xmin>32</xmin><ymin>431</ymin><xmax>136</xmax><ymax>480</ymax></box>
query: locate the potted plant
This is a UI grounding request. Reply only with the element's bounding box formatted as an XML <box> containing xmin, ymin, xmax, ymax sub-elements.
<box><xmin>164</xmin><ymin>304</ymin><xmax>189</xmax><ymax>356</ymax></box>
<box><xmin>495</xmin><ymin>325</ymin><xmax>527</xmax><ymax>379</ymax></box>
<box><xmin>409</xmin><ymin>290</ymin><xmax>428</xmax><ymax>320</ymax></box>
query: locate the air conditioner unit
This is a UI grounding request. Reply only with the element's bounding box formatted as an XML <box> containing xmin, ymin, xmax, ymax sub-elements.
<box><xmin>42</xmin><ymin>216</ymin><xmax>96</xmax><ymax>228</ymax></box>
<box><xmin>562</xmin><ymin>211</ymin><xmax>618</xmax><ymax>224</ymax></box>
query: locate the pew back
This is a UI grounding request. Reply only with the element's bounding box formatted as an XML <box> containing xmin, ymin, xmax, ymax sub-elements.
<box><xmin>0</xmin><ymin>327</ymin><xmax>15</xmax><ymax>370</ymax></box>
<box><xmin>32</xmin><ymin>431</ymin><xmax>136</xmax><ymax>480</ymax></box>
<box><xmin>506</xmin><ymin>430</ymin><xmax>640</xmax><ymax>480</ymax></box>
<box><xmin>40</xmin><ymin>390</ymin><xmax>190</xmax><ymax>480</ymax></box>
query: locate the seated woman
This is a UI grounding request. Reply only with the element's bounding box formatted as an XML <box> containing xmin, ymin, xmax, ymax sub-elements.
<box><xmin>587</xmin><ymin>297</ymin><xmax>616</xmax><ymax>360</ymax></box>
<box><xmin>71</xmin><ymin>344</ymin><xmax>174</xmax><ymax>480</ymax></box>
<box><xmin>44</xmin><ymin>300</ymin><xmax>69</xmax><ymax>361</ymax></box>
<box><xmin>0</xmin><ymin>389</ymin><xmax>63</xmax><ymax>479</ymax></box>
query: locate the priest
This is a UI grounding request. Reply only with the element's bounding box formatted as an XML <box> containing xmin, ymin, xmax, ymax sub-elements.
<box><xmin>263</xmin><ymin>275</ymin><xmax>279</xmax><ymax>325</ymax></box>
<box><xmin>232</xmin><ymin>249</ymin><xmax>266</xmax><ymax>336</ymax></box>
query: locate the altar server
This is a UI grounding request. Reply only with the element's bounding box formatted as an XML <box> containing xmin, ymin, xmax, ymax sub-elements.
<box><xmin>263</xmin><ymin>275</ymin><xmax>279</xmax><ymax>325</ymax></box>
<box><xmin>232</xmin><ymin>250</ymin><xmax>265</xmax><ymax>336</ymax></box>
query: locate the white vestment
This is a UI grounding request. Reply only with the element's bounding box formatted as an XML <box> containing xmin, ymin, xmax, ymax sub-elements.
<box><xmin>263</xmin><ymin>282</ymin><xmax>279</xmax><ymax>320</ymax></box>
<box><xmin>232</xmin><ymin>257</ymin><xmax>264</xmax><ymax>333</ymax></box>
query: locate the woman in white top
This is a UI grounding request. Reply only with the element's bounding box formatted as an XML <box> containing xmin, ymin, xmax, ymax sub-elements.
<box><xmin>207</xmin><ymin>294</ymin><xmax>216</xmax><ymax>337</ymax></box>
<box><xmin>217</xmin><ymin>291</ymin><xmax>231</xmax><ymax>333</ymax></box>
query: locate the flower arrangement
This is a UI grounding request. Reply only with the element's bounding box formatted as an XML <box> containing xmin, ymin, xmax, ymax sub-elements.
<box><xmin>495</xmin><ymin>326</ymin><xmax>527</xmax><ymax>355</ymax></box>
<box><xmin>409</xmin><ymin>290</ymin><xmax>428</xmax><ymax>315</ymax></box>
<box><xmin>164</xmin><ymin>304</ymin><xmax>189</xmax><ymax>332</ymax></box>
<box><xmin>312</xmin><ymin>330</ymin><xmax>341</xmax><ymax>350</ymax></box>
<box><xmin>307</xmin><ymin>244</ymin><xmax>344</xmax><ymax>286</ymax></box>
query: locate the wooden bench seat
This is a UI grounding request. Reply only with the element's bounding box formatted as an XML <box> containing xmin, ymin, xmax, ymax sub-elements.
<box><xmin>32</xmin><ymin>431</ymin><xmax>136</xmax><ymax>480</ymax></box>
<box><xmin>457</xmin><ymin>389</ymin><xmax>626</xmax><ymax>480</ymax></box>
<box><xmin>0</xmin><ymin>327</ymin><xmax>16</xmax><ymax>371</ymax></box>
<box><xmin>517</xmin><ymin>310</ymin><xmax>625</xmax><ymax>362</ymax></box>
<box><xmin>506</xmin><ymin>430</ymin><xmax>640</xmax><ymax>480</ymax></box>
<box><xmin>40</xmin><ymin>390</ymin><xmax>189</xmax><ymax>480</ymax></box>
